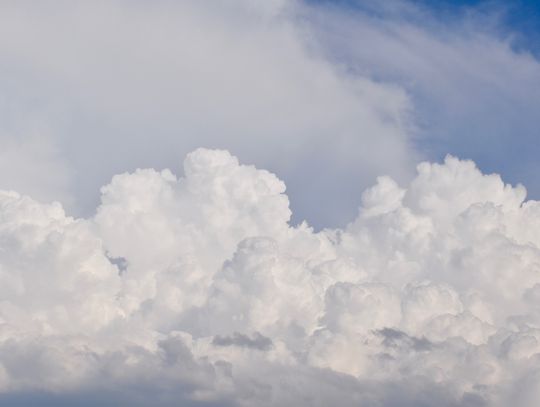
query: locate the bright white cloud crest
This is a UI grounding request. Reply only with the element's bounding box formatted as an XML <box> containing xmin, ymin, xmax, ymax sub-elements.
<box><xmin>1</xmin><ymin>148</ymin><xmax>539</xmax><ymax>406</ymax></box>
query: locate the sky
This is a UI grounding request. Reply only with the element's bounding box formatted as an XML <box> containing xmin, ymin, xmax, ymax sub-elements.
<box><xmin>1</xmin><ymin>0</ymin><xmax>539</xmax><ymax>230</ymax></box>
<box><xmin>304</xmin><ymin>0</ymin><xmax>540</xmax><ymax>210</ymax></box>
<box><xmin>1</xmin><ymin>1</ymin><xmax>540</xmax><ymax>406</ymax></box>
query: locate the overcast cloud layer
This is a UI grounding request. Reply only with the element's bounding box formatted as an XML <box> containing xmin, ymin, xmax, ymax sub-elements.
<box><xmin>1</xmin><ymin>148</ymin><xmax>540</xmax><ymax>406</ymax></box>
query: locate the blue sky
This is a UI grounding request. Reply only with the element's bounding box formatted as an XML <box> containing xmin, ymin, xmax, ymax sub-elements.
<box><xmin>305</xmin><ymin>0</ymin><xmax>540</xmax><ymax>211</ymax></box>
<box><xmin>413</xmin><ymin>0</ymin><xmax>540</xmax><ymax>55</ymax></box>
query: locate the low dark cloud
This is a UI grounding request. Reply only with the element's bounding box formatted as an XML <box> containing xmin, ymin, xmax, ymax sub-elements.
<box><xmin>376</xmin><ymin>327</ymin><xmax>433</xmax><ymax>352</ymax></box>
<box><xmin>212</xmin><ymin>332</ymin><xmax>273</xmax><ymax>351</ymax></box>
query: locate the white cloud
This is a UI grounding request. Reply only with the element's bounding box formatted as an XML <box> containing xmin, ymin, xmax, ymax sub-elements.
<box><xmin>1</xmin><ymin>1</ymin><xmax>540</xmax><ymax>405</ymax></box>
<box><xmin>0</xmin><ymin>148</ymin><xmax>539</xmax><ymax>406</ymax></box>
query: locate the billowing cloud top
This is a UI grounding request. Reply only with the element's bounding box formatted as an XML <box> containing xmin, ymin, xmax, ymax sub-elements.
<box><xmin>1</xmin><ymin>148</ymin><xmax>539</xmax><ymax>406</ymax></box>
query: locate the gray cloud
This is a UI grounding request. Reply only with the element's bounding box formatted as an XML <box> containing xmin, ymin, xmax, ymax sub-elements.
<box><xmin>212</xmin><ymin>332</ymin><xmax>273</xmax><ymax>351</ymax></box>
<box><xmin>376</xmin><ymin>327</ymin><xmax>433</xmax><ymax>352</ymax></box>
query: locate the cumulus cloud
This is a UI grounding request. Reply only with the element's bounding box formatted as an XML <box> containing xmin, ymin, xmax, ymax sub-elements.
<box><xmin>0</xmin><ymin>148</ymin><xmax>539</xmax><ymax>406</ymax></box>
<box><xmin>2</xmin><ymin>1</ymin><xmax>540</xmax><ymax>404</ymax></box>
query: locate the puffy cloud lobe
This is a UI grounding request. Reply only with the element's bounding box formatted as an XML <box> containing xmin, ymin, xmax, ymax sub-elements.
<box><xmin>0</xmin><ymin>191</ymin><xmax>122</xmax><ymax>336</ymax></box>
<box><xmin>0</xmin><ymin>149</ymin><xmax>540</xmax><ymax>406</ymax></box>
